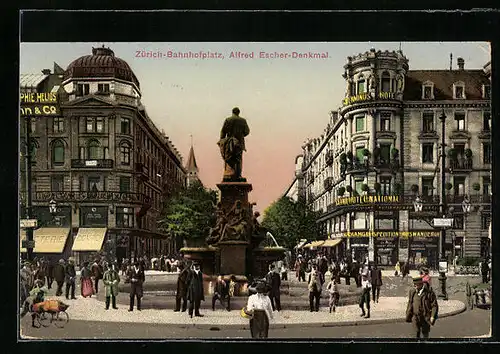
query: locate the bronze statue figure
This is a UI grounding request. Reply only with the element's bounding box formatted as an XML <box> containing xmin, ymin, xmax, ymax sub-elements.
<box><xmin>217</xmin><ymin>107</ymin><xmax>250</xmax><ymax>181</ymax></box>
<box><xmin>207</xmin><ymin>202</ymin><xmax>228</xmax><ymax>245</ymax></box>
<box><xmin>220</xmin><ymin>200</ymin><xmax>250</xmax><ymax>242</ymax></box>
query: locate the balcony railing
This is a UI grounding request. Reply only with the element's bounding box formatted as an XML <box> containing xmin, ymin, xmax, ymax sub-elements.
<box><xmin>71</xmin><ymin>159</ymin><xmax>114</xmax><ymax>168</ymax></box>
<box><xmin>449</xmin><ymin>157</ymin><xmax>473</xmax><ymax>171</ymax></box>
<box><xmin>135</xmin><ymin>162</ymin><xmax>149</xmax><ymax>181</ymax></box>
<box><xmin>32</xmin><ymin>191</ymin><xmax>152</xmax><ymax>205</ymax></box>
<box><xmin>325</xmin><ymin>151</ymin><xmax>333</xmax><ymax>166</ymax></box>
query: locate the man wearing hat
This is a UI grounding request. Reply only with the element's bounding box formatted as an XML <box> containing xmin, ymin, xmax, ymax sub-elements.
<box><xmin>174</xmin><ymin>261</ymin><xmax>191</xmax><ymax>312</ymax></box>
<box><xmin>65</xmin><ymin>258</ymin><xmax>77</xmax><ymax>300</ymax></box>
<box><xmin>405</xmin><ymin>276</ymin><xmax>439</xmax><ymax>339</ymax></box>
<box><xmin>265</xmin><ymin>264</ymin><xmax>281</xmax><ymax>312</ymax></box>
<box><xmin>359</xmin><ymin>269</ymin><xmax>372</xmax><ymax>318</ymax></box>
<box><xmin>186</xmin><ymin>261</ymin><xmax>205</xmax><ymax>318</ymax></box>
<box><xmin>103</xmin><ymin>262</ymin><xmax>120</xmax><ymax>310</ymax></box>
<box><xmin>53</xmin><ymin>259</ymin><xmax>66</xmax><ymax>296</ymax></box>
<box><xmin>246</xmin><ymin>281</ymin><xmax>274</xmax><ymax>339</ymax></box>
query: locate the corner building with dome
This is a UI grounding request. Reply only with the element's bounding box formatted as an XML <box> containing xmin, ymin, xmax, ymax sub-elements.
<box><xmin>286</xmin><ymin>49</ymin><xmax>491</xmax><ymax>268</ymax></box>
<box><xmin>20</xmin><ymin>46</ymin><xmax>187</xmax><ymax>265</ymax></box>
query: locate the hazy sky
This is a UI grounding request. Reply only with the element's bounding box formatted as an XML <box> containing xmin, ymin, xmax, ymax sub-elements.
<box><xmin>20</xmin><ymin>42</ymin><xmax>490</xmax><ymax>213</ymax></box>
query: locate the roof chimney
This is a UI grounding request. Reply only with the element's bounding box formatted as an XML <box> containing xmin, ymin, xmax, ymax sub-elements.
<box><xmin>449</xmin><ymin>53</ymin><xmax>453</xmax><ymax>71</ymax></box>
<box><xmin>457</xmin><ymin>57</ymin><xmax>465</xmax><ymax>70</ymax></box>
<box><xmin>41</xmin><ymin>69</ymin><xmax>51</xmax><ymax>75</ymax></box>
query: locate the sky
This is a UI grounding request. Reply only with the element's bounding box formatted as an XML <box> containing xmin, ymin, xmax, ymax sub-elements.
<box><xmin>20</xmin><ymin>42</ymin><xmax>490</xmax><ymax>213</ymax></box>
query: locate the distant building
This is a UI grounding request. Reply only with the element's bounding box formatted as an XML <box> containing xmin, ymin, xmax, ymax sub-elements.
<box><xmin>20</xmin><ymin>46</ymin><xmax>187</xmax><ymax>265</ymax></box>
<box><xmin>287</xmin><ymin>49</ymin><xmax>491</xmax><ymax>266</ymax></box>
<box><xmin>185</xmin><ymin>144</ymin><xmax>201</xmax><ymax>187</ymax></box>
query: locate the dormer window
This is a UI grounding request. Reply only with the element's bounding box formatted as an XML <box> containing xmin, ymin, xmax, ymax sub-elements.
<box><xmin>97</xmin><ymin>83</ymin><xmax>110</xmax><ymax>94</ymax></box>
<box><xmin>76</xmin><ymin>83</ymin><xmax>90</xmax><ymax>97</ymax></box>
<box><xmin>357</xmin><ymin>77</ymin><xmax>366</xmax><ymax>94</ymax></box>
<box><xmin>483</xmin><ymin>84</ymin><xmax>491</xmax><ymax>99</ymax></box>
<box><xmin>422</xmin><ymin>81</ymin><xmax>434</xmax><ymax>100</ymax></box>
<box><xmin>453</xmin><ymin>82</ymin><xmax>465</xmax><ymax>99</ymax></box>
<box><xmin>381</xmin><ymin>72</ymin><xmax>391</xmax><ymax>92</ymax></box>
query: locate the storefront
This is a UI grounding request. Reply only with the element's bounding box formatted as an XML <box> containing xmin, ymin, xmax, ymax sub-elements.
<box><xmin>409</xmin><ymin>236</ymin><xmax>439</xmax><ymax>269</ymax></box>
<box><xmin>374</xmin><ymin>237</ymin><xmax>398</xmax><ymax>266</ymax></box>
<box><xmin>349</xmin><ymin>237</ymin><xmax>369</xmax><ymax>262</ymax></box>
<box><xmin>73</xmin><ymin>206</ymin><xmax>109</xmax><ymax>265</ymax></box>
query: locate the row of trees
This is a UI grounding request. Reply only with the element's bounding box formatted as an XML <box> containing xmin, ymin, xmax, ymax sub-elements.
<box><xmin>157</xmin><ymin>181</ymin><xmax>321</xmax><ymax>250</ymax></box>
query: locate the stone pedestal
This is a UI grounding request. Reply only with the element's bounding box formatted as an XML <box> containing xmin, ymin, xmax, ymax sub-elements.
<box><xmin>217</xmin><ymin>182</ymin><xmax>253</xmax><ymax>214</ymax></box>
<box><xmin>219</xmin><ymin>241</ymin><xmax>248</xmax><ymax>275</ymax></box>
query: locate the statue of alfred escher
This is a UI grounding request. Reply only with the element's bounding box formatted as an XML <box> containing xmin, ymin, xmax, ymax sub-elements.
<box><xmin>217</xmin><ymin>107</ymin><xmax>250</xmax><ymax>182</ymax></box>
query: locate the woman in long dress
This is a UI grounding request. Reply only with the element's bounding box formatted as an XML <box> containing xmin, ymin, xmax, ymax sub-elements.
<box><xmin>80</xmin><ymin>261</ymin><xmax>95</xmax><ymax>298</ymax></box>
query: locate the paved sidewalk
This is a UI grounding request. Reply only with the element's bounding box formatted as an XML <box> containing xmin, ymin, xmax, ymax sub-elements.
<box><xmin>45</xmin><ymin>295</ymin><xmax>465</xmax><ymax>330</ymax></box>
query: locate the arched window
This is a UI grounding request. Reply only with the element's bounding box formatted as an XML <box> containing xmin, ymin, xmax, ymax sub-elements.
<box><xmin>120</xmin><ymin>142</ymin><xmax>131</xmax><ymax>165</ymax></box>
<box><xmin>357</xmin><ymin>75</ymin><xmax>366</xmax><ymax>94</ymax></box>
<box><xmin>87</xmin><ymin>140</ymin><xmax>101</xmax><ymax>159</ymax></box>
<box><xmin>52</xmin><ymin>140</ymin><xmax>65</xmax><ymax>165</ymax></box>
<box><xmin>381</xmin><ymin>72</ymin><xmax>391</xmax><ymax>92</ymax></box>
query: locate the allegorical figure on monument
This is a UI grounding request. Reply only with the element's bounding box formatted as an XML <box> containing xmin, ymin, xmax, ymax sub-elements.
<box><xmin>218</xmin><ymin>107</ymin><xmax>250</xmax><ymax>181</ymax></box>
<box><xmin>207</xmin><ymin>202</ymin><xmax>228</xmax><ymax>245</ymax></box>
<box><xmin>220</xmin><ymin>200</ymin><xmax>250</xmax><ymax>242</ymax></box>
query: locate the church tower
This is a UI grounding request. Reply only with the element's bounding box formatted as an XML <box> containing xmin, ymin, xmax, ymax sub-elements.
<box><xmin>185</xmin><ymin>141</ymin><xmax>200</xmax><ymax>187</ymax></box>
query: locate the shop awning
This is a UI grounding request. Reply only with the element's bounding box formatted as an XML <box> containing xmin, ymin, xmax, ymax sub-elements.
<box><xmin>72</xmin><ymin>228</ymin><xmax>107</xmax><ymax>251</ymax></box>
<box><xmin>296</xmin><ymin>240</ymin><xmax>309</xmax><ymax>249</ymax></box>
<box><xmin>20</xmin><ymin>228</ymin><xmax>70</xmax><ymax>253</ymax></box>
<box><xmin>321</xmin><ymin>239</ymin><xmax>342</xmax><ymax>248</ymax></box>
<box><xmin>304</xmin><ymin>240</ymin><xmax>325</xmax><ymax>248</ymax></box>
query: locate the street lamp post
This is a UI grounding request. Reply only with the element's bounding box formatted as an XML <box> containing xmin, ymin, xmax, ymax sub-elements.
<box><xmin>439</xmin><ymin>110</ymin><xmax>448</xmax><ymax>300</ymax></box>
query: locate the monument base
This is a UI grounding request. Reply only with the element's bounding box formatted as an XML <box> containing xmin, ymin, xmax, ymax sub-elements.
<box><xmin>217</xmin><ymin>181</ymin><xmax>253</xmax><ymax>214</ymax></box>
<box><xmin>218</xmin><ymin>241</ymin><xmax>249</xmax><ymax>276</ymax></box>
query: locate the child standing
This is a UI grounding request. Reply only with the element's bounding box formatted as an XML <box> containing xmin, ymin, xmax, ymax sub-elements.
<box><xmin>326</xmin><ymin>277</ymin><xmax>339</xmax><ymax>313</ymax></box>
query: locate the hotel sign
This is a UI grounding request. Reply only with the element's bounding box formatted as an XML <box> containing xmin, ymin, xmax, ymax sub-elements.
<box><xmin>335</xmin><ymin>195</ymin><xmax>400</xmax><ymax>206</ymax></box>
<box><xmin>342</xmin><ymin>91</ymin><xmax>396</xmax><ymax>106</ymax></box>
<box><xmin>345</xmin><ymin>231</ymin><xmax>440</xmax><ymax>238</ymax></box>
<box><xmin>20</xmin><ymin>92</ymin><xmax>60</xmax><ymax>117</ymax></box>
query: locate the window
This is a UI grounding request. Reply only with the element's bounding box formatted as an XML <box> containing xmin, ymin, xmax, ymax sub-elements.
<box><xmin>454</xmin><ymin>85</ymin><xmax>465</xmax><ymax>99</ymax></box>
<box><xmin>423</xmin><ymin>85</ymin><xmax>433</xmax><ymax>99</ymax></box>
<box><xmin>483</xmin><ymin>143</ymin><xmax>491</xmax><ymax>164</ymax></box>
<box><xmin>453</xmin><ymin>177</ymin><xmax>465</xmax><ymax>195</ymax></box>
<box><xmin>422</xmin><ymin>112</ymin><xmax>434</xmax><ymax>132</ymax></box>
<box><xmin>79</xmin><ymin>176</ymin><xmax>84</xmax><ymax>191</ymax></box>
<box><xmin>354</xmin><ymin>179</ymin><xmax>364</xmax><ymax>195</ymax></box>
<box><xmin>53</xmin><ymin>117</ymin><xmax>64</xmax><ymax>133</ymax></box>
<box><xmin>121</xmin><ymin>118</ymin><xmax>131</xmax><ymax>134</ymax></box>
<box><xmin>355</xmin><ymin>146</ymin><xmax>365</xmax><ymax>162</ymax></box>
<box><xmin>454</xmin><ymin>113</ymin><xmax>465</xmax><ymax>131</ymax></box>
<box><xmin>88</xmin><ymin>176</ymin><xmax>101</xmax><ymax>192</ymax></box>
<box><xmin>103</xmin><ymin>176</ymin><xmax>109</xmax><ymax>191</ymax></box>
<box><xmin>97</xmin><ymin>83</ymin><xmax>110</xmax><ymax>93</ymax></box>
<box><xmin>480</xmin><ymin>237</ymin><xmax>490</xmax><ymax>259</ymax></box>
<box><xmin>357</xmin><ymin>79</ymin><xmax>366</xmax><ymax>94</ymax></box>
<box><xmin>96</xmin><ymin>117</ymin><xmax>104</xmax><ymax>133</ymax></box>
<box><xmin>380</xmin><ymin>112</ymin><xmax>391</xmax><ymax>131</ymax></box>
<box><xmin>422</xmin><ymin>177</ymin><xmax>434</xmax><ymax>196</ymax></box>
<box><xmin>351</xmin><ymin>212</ymin><xmax>367</xmax><ymax>229</ymax></box>
<box><xmin>119</xmin><ymin>177</ymin><xmax>131</xmax><ymax>192</ymax></box>
<box><xmin>422</xmin><ymin>143</ymin><xmax>434</xmax><ymax>163</ymax></box>
<box><xmin>120</xmin><ymin>143</ymin><xmax>131</xmax><ymax>165</ymax></box>
<box><xmin>483</xmin><ymin>112</ymin><xmax>491</xmax><ymax>131</ymax></box>
<box><xmin>380</xmin><ymin>177</ymin><xmax>391</xmax><ymax>195</ymax></box>
<box><xmin>380</xmin><ymin>144</ymin><xmax>391</xmax><ymax>163</ymax></box>
<box><xmin>453</xmin><ymin>214</ymin><xmax>464</xmax><ymax>230</ymax></box>
<box><xmin>381</xmin><ymin>72</ymin><xmax>391</xmax><ymax>92</ymax></box>
<box><xmin>483</xmin><ymin>177</ymin><xmax>490</xmax><ymax>196</ymax></box>
<box><xmin>481</xmin><ymin>214</ymin><xmax>491</xmax><ymax>230</ymax></box>
<box><xmin>52</xmin><ymin>140</ymin><xmax>65</xmax><ymax>165</ymax></box>
<box><xmin>30</xmin><ymin>119</ymin><xmax>36</xmax><ymax>134</ymax></box>
<box><xmin>103</xmin><ymin>147</ymin><xmax>109</xmax><ymax>160</ymax></box>
<box><xmin>355</xmin><ymin>116</ymin><xmax>365</xmax><ymax>132</ymax></box>
<box><xmin>454</xmin><ymin>143</ymin><xmax>465</xmax><ymax>158</ymax></box>
<box><xmin>76</xmin><ymin>83</ymin><xmax>90</xmax><ymax>97</ymax></box>
<box><xmin>349</xmin><ymin>82</ymin><xmax>356</xmax><ymax>96</ymax></box>
<box><xmin>88</xmin><ymin>140</ymin><xmax>100</xmax><ymax>159</ymax></box>
<box><xmin>51</xmin><ymin>175</ymin><xmax>64</xmax><ymax>191</ymax></box>
<box><xmin>79</xmin><ymin>147</ymin><xmax>85</xmax><ymax>159</ymax></box>
<box><xmin>483</xmin><ymin>84</ymin><xmax>491</xmax><ymax>99</ymax></box>
<box><xmin>116</xmin><ymin>207</ymin><xmax>134</xmax><ymax>228</ymax></box>
<box><xmin>85</xmin><ymin>117</ymin><xmax>105</xmax><ymax>133</ymax></box>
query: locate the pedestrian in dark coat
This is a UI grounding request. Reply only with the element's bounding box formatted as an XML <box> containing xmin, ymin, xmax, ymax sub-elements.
<box><xmin>91</xmin><ymin>259</ymin><xmax>104</xmax><ymax>294</ymax></box>
<box><xmin>212</xmin><ymin>274</ymin><xmax>229</xmax><ymax>311</ymax></box>
<box><xmin>174</xmin><ymin>261</ymin><xmax>191</xmax><ymax>312</ymax></box>
<box><xmin>481</xmin><ymin>259</ymin><xmax>489</xmax><ymax>284</ymax></box>
<box><xmin>65</xmin><ymin>258</ymin><xmax>76</xmax><ymax>299</ymax></box>
<box><xmin>187</xmin><ymin>262</ymin><xmax>205</xmax><ymax>318</ymax></box>
<box><xmin>370</xmin><ymin>264</ymin><xmax>383</xmax><ymax>303</ymax></box>
<box><xmin>265</xmin><ymin>264</ymin><xmax>281</xmax><ymax>311</ymax></box>
<box><xmin>406</xmin><ymin>276</ymin><xmax>438</xmax><ymax>339</ymax></box>
<box><xmin>127</xmin><ymin>261</ymin><xmax>145</xmax><ymax>311</ymax></box>
<box><xmin>53</xmin><ymin>259</ymin><xmax>66</xmax><ymax>296</ymax></box>
<box><xmin>103</xmin><ymin>262</ymin><xmax>120</xmax><ymax>310</ymax></box>
<box><xmin>307</xmin><ymin>265</ymin><xmax>323</xmax><ymax>312</ymax></box>
<box><xmin>46</xmin><ymin>260</ymin><xmax>55</xmax><ymax>290</ymax></box>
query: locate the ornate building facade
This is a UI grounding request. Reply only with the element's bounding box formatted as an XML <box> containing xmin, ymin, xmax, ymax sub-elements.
<box><xmin>287</xmin><ymin>49</ymin><xmax>491</xmax><ymax>267</ymax></box>
<box><xmin>20</xmin><ymin>46</ymin><xmax>187</xmax><ymax>265</ymax></box>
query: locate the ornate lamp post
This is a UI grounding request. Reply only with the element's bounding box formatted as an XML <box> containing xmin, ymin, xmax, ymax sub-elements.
<box><xmin>438</xmin><ymin>110</ymin><xmax>448</xmax><ymax>300</ymax></box>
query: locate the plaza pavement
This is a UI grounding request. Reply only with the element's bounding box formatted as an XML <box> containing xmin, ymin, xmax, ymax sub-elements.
<box><xmin>40</xmin><ymin>292</ymin><xmax>465</xmax><ymax>329</ymax></box>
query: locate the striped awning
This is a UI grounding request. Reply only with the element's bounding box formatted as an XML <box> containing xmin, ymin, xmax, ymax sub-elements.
<box><xmin>72</xmin><ymin>228</ymin><xmax>107</xmax><ymax>251</ymax></box>
<box><xmin>20</xmin><ymin>228</ymin><xmax>70</xmax><ymax>253</ymax></box>
<box><xmin>321</xmin><ymin>239</ymin><xmax>342</xmax><ymax>248</ymax></box>
<box><xmin>303</xmin><ymin>240</ymin><xmax>325</xmax><ymax>248</ymax></box>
